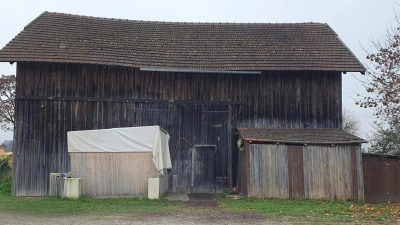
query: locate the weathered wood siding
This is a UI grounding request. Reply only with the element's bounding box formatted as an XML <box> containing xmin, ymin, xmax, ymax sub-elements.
<box><xmin>159</xmin><ymin>169</ymin><xmax>169</xmax><ymax>197</ymax></box>
<box><xmin>303</xmin><ymin>146</ymin><xmax>363</xmax><ymax>201</ymax></box>
<box><xmin>237</xmin><ymin>141</ymin><xmax>250</xmax><ymax>196</ymax></box>
<box><xmin>249</xmin><ymin>144</ymin><xmax>289</xmax><ymax>198</ymax></box>
<box><xmin>13</xmin><ymin>62</ymin><xmax>342</xmax><ymax>196</ymax></box>
<box><xmin>363</xmin><ymin>154</ymin><xmax>400</xmax><ymax>203</ymax></box>
<box><xmin>70</xmin><ymin>152</ymin><xmax>157</xmax><ymax>197</ymax></box>
<box><xmin>244</xmin><ymin>144</ymin><xmax>364</xmax><ymax>200</ymax></box>
<box><xmin>191</xmin><ymin>146</ymin><xmax>217</xmax><ymax>193</ymax></box>
<box><xmin>49</xmin><ymin>173</ymin><xmax>61</xmax><ymax>197</ymax></box>
<box><xmin>287</xmin><ymin>146</ymin><xmax>305</xmax><ymax>199</ymax></box>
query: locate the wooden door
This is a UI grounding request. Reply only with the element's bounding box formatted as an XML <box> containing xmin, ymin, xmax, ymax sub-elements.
<box><xmin>170</xmin><ymin>104</ymin><xmax>232</xmax><ymax>193</ymax></box>
<box><xmin>200</xmin><ymin>105</ymin><xmax>231</xmax><ymax>191</ymax></box>
<box><xmin>191</xmin><ymin>145</ymin><xmax>216</xmax><ymax>193</ymax></box>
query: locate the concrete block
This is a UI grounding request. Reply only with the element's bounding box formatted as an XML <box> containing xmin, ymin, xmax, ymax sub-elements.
<box><xmin>148</xmin><ymin>178</ymin><xmax>160</xmax><ymax>199</ymax></box>
<box><xmin>60</xmin><ymin>178</ymin><xmax>81</xmax><ymax>199</ymax></box>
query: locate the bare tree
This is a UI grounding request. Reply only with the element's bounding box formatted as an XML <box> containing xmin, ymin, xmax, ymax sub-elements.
<box><xmin>0</xmin><ymin>75</ymin><xmax>15</xmax><ymax>132</ymax></box>
<box><xmin>356</xmin><ymin>14</ymin><xmax>400</xmax><ymax>126</ymax></box>
<box><xmin>356</xmin><ymin>12</ymin><xmax>400</xmax><ymax>155</ymax></box>
<box><xmin>342</xmin><ymin>106</ymin><xmax>361</xmax><ymax>136</ymax></box>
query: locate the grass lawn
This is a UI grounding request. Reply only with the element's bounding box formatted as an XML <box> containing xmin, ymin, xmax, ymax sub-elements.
<box><xmin>0</xmin><ymin>191</ymin><xmax>184</xmax><ymax>214</ymax></box>
<box><xmin>219</xmin><ymin>196</ymin><xmax>400</xmax><ymax>224</ymax></box>
<box><xmin>0</xmin><ymin>159</ymin><xmax>399</xmax><ymax>224</ymax></box>
<box><xmin>0</xmin><ymin>188</ymin><xmax>399</xmax><ymax>224</ymax></box>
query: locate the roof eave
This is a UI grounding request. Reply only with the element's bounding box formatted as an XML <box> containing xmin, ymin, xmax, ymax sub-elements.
<box><xmin>0</xmin><ymin>59</ymin><xmax>368</xmax><ymax>73</ymax></box>
<box><xmin>242</xmin><ymin>138</ymin><xmax>367</xmax><ymax>145</ymax></box>
<box><xmin>326</xmin><ymin>23</ymin><xmax>366</xmax><ymax>74</ymax></box>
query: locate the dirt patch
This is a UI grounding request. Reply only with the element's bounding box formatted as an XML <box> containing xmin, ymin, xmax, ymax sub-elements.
<box><xmin>186</xmin><ymin>193</ymin><xmax>218</xmax><ymax>208</ymax></box>
<box><xmin>185</xmin><ymin>200</ymin><xmax>218</xmax><ymax>207</ymax></box>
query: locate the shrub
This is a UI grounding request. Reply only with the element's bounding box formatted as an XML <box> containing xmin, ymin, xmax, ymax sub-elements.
<box><xmin>0</xmin><ymin>155</ymin><xmax>12</xmax><ymax>195</ymax></box>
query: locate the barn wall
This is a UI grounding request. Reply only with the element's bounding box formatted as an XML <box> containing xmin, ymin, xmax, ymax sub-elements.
<box><xmin>243</xmin><ymin>144</ymin><xmax>363</xmax><ymax>201</ymax></box>
<box><xmin>69</xmin><ymin>152</ymin><xmax>157</xmax><ymax>197</ymax></box>
<box><xmin>13</xmin><ymin>62</ymin><xmax>342</xmax><ymax>196</ymax></box>
<box><xmin>303</xmin><ymin>145</ymin><xmax>363</xmax><ymax>201</ymax></box>
<box><xmin>248</xmin><ymin>144</ymin><xmax>289</xmax><ymax>198</ymax></box>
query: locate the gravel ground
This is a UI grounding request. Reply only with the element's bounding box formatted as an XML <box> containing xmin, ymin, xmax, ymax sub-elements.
<box><xmin>0</xmin><ymin>193</ymin><xmax>291</xmax><ymax>224</ymax></box>
<box><xmin>0</xmin><ymin>211</ymin><xmax>290</xmax><ymax>225</ymax></box>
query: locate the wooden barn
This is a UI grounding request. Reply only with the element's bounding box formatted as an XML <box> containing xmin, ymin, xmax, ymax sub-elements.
<box><xmin>237</xmin><ymin>128</ymin><xmax>366</xmax><ymax>201</ymax></box>
<box><xmin>0</xmin><ymin>12</ymin><xmax>366</xmax><ymax>196</ymax></box>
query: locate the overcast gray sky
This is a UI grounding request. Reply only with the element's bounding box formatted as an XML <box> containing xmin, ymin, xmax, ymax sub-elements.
<box><xmin>0</xmin><ymin>0</ymin><xmax>397</xmax><ymax>142</ymax></box>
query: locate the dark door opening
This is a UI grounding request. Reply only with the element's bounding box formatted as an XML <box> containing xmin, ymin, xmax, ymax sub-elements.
<box><xmin>191</xmin><ymin>145</ymin><xmax>216</xmax><ymax>193</ymax></box>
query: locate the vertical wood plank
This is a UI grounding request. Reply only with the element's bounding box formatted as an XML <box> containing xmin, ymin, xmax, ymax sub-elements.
<box><xmin>287</xmin><ymin>146</ymin><xmax>305</xmax><ymax>199</ymax></box>
<box><xmin>70</xmin><ymin>152</ymin><xmax>157</xmax><ymax>197</ymax></box>
<box><xmin>303</xmin><ymin>146</ymin><xmax>356</xmax><ymax>201</ymax></box>
<box><xmin>249</xmin><ymin>144</ymin><xmax>289</xmax><ymax>198</ymax></box>
<box><xmin>350</xmin><ymin>146</ymin><xmax>358</xmax><ymax>200</ymax></box>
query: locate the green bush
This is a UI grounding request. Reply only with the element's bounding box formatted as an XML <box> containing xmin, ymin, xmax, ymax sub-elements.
<box><xmin>0</xmin><ymin>156</ymin><xmax>12</xmax><ymax>195</ymax></box>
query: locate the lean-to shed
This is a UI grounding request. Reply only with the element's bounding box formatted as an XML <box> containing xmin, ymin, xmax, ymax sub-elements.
<box><xmin>237</xmin><ymin>128</ymin><xmax>366</xmax><ymax>201</ymax></box>
<box><xmin>67</xmin><ymin>126</ymin><xmax>171</xmax><ymax>197</ymax></box>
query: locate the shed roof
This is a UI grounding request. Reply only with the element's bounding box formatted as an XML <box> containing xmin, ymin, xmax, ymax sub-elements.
<box><xmin>237</xmin><ymin>128</ymin><xmax>366</xmax><ymax>145</ymax></box>
<box><xmin>362</xmin><ymin>153</ymin><xmax>400</xmax><ymax>159</ymax></box>
<box><xmin>0</xmin><ymin>12</ymin><xmax>365</xmax><ymax>72</ymax></box>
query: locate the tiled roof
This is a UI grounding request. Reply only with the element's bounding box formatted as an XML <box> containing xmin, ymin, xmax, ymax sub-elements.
<box><xmin>237</xmin><ymin>128</ymin><xmax>366</xmax><ymax>145</ymax></box>
<box><xmin>0</xmin><ymin>11</ymin><xmax>365</xmax><ymax>72</ymax></box>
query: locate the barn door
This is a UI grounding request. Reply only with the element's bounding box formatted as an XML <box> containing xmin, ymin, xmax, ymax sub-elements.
<box><xmin>200</xmin><ymin>105</ymin><xmax>231</xmax><ymax>191</ymax></box>
<box><xmin>173</xmin><ymin>104</ymin><xmax>232</xmax><ymax>193</ymax></box>
<box><xmin>191</xmin><ymin>145</ymin><xmax>216</xmax><ymax>193</ymax></box>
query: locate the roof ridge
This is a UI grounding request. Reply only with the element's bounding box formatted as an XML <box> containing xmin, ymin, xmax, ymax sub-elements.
<box><xmin>24</xmin><ymin>11</ymin><xmax>49</xmax><ymax>30</ymax></box>
<box><xmin>27</xmin><ymin>11</ymin><xmax>328</xmax><ymax>26</ymax></box>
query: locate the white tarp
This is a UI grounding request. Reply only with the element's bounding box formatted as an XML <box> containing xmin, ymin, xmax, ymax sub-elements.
<box><xmin>67</xmin><ymin>126</ymin><xmax>172</xmax><ymax>176</ymax></box>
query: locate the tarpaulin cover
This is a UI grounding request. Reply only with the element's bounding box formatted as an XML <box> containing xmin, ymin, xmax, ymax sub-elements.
<box><xmin>67</xmin><ymin>126</ymin><xmax>171</xmax><ymax>176</ymax></box>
